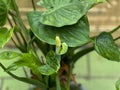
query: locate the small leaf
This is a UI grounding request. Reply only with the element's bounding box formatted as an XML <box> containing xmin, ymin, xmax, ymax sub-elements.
<box><xmin>0</xmin><ymin>51</ymin><xmax>21</xmax><ymax>60</ymax></box>
<box><xmin>0</xmin><ymin>28</ymin><xmax>14</xmax><ymax>48</ymax></box>
<box><xmin>27</xmin><ymin>11</ymin><xmax>90</xmax><ymax>47</ymax></box>
<box><xmin>37</xmin><ymin>0</ymin><xmax>106</xmax><ymax>27</ymax></box>
<box><xmin>5</xmin><ymin>53</ymin><xmax>40</xmax><ymax>71</ymax></box>
<box><xmin>95</xmin><ymin>32</ymin><xmax>120</xmax><ymax>61</ymax></box>
<box><xmin>37</xmin><ymin>65</ymin><xmax>55</xmax><ymax>75</ymax></box>
<box><xmin>38</xmin><ymin>50</ymin><xmax>60</xmax><ymax>75</ymax></box>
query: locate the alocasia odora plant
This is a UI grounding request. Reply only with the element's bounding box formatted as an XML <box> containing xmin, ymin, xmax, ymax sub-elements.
<box><xmin>0</xmin><ymin>0</ymin><xmax>120</xmax><ymax>90</ymax></box>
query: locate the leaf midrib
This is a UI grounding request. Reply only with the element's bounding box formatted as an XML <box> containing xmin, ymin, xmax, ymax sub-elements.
<box><xmin>42</xmin><ymin>2</ymin><xmax>80</xmax><ymax>15</ymax></box>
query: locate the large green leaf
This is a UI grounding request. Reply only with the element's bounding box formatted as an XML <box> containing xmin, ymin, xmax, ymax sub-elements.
<box><xmin>0</xmin><ymin>28</ymin><xmax>14</xmax><ymax>48</ymax></box>
<box><xmin>95</xmin><ymin>32</ymin><xmax>120</xmax><ymax>61</ymax></box>
<box><xmin>0</xmin><ymin>0</ymin><xmax>8</xmax><ymax>26</ymax></box>
<box><xmin>27</xmin><ymin>11</ymin><xmax>90</xmax><ymax>47</ymax></box>
<box><xmin>37</xmin><ymin>0</ymin><xmax>106</xmax><ymax>27</ymax></box>
<box><xmin>38</xmin><ymin>50</ymin><xmax>60</xmax><ymax>75</ymax></box>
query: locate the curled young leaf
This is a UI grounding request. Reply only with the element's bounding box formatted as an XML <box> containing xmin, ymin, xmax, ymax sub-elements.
<box><xmin>95</xmin><ymin>32</ymin><xmax>120</xmax><ymax>61</ymax></box>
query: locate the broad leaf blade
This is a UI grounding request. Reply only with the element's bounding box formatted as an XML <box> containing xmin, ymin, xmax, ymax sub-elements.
<box><xmin>27</xmin><ymin>11</ymin><xmax>90</xmax><ymax>47</ymax></box>
<box><xmin>0</xmin><ymin>28</ymin><xmax>14</xmax><ymax>48</ymax></box>
<box><xmin>37</xmin><ymin>0</ymin><xmax>106</xmax><ymax>27</ymax></box>
<box><xmin>95</xmin><ymin>32</ymin><xmax>120</xmax><ymax>61</ymax></box>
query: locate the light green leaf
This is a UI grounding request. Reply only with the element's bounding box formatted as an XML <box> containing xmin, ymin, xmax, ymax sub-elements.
<box><xmin>0</xmin><ymin>51</ymin><xmax>21</xmax><ymax>60</ymax></box>
<box><xmin>116</xmin><ymin>80</ymin><xmax>120</xmax><ymax>90</ymax></box>
<box><xmin>5</xmin><ymin>53</ymin><xmax>40</xmax><ymax>71</ymax></box>
<box><xmin>95</xmin><ymin>32</ymin><xmax>120</xmax><ymax>61</ymax></box>
<box><xmin>37</xmin><ymin>64</ymin><xmax>55</xmax><ymax>75</ymax></box>
<box><xmin>0</xmin><ymin>28</ymin><xmax>14</xmax><ymax>48</ymax></box>
<box><xmin>27</xmin><ymin>11</ymin><xmax>90</xmax><ymax>47</ymax></box>
<box><xmin>38</xmin><ymin>50</ymin><xmax>60</xmax><ymax>75</ymax></box>
<box><xmin>37</xmin><ymin>0</ymin><xmax>106</xmax><ymax>27</ymax></box>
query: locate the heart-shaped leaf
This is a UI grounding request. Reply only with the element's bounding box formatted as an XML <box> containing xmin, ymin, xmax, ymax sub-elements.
<box><xmin>0</xmin><ymin>28</ymin><xmax>14</xmax><ymax>48</ymax></box>
<box><xmin>95</xmin><ymin>32</ymin><xmax>120</xmax><ymax>61</ymax></box>
<box><xmin>27</xmin><ymin>11</ymin><xmax>90</xmax><ymax>47</ymax></box>
<box><xmin>37</xmin><ymin>0</ymin><xmax>106</xmax><ymax>27</ymax></box>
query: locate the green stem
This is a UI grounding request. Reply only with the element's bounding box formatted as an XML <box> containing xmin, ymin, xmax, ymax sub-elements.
<box><xmin>109</xmin><ymin>25</ymin><xmax>120</xmax><ymax>34</ymax></box>
<box><xmin>114</xmin><ymin>36</ymin><xmax>120</xmax><ymax>41</ymax></box>
<box><xmin>23</xmin><ymin>67</ymin><xmax>28</xmax><ymax>78</ymax></box>
<box><xmin>11</xmin><ymin>0</ymin><xmax>30</xmax><ymax>42</ymax></box>
<box><xmin>56</xmin><ymin>74</ymin><xmax>61</xmax><ymax>90</ymax></box>
<box><xmin>66</xmin><ymin>63</ymin><xmax>73</xmax><ymax>90</ymax></box>
<box><xmin>0</xmin><ymin>63</ymin><xmax>47</xmax><ymax>90</ymax></box>
<box><xmin>72</xmin><ymin>46</ymin><xmax>94</xmax><ymax>63</ymax></box>
<box><xmin>14</xmin><ymin>32</ymin><xmax>23</xmax><ymax>46</ymax></box>
<box><xmin>31</xmin><ymin>0</ymin><xmax>36</xmax><ymax>11</ymax></box>
<box><xmin>10</xmin><ymin>12</ymin><xmax>27</xmax><ymax>48</ymax></box>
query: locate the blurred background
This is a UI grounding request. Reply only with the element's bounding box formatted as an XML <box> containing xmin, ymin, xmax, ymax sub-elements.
<box><xmin>0</xmin><ymin>0</ymin><xmax>120</xmax><ymax>90</ymax></box>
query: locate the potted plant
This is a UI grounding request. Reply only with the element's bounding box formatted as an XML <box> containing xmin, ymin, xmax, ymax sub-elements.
<box><xmin>0</xmin><ymin>0</ymin><xmax>120</xmax><ymax>90</ymax></box>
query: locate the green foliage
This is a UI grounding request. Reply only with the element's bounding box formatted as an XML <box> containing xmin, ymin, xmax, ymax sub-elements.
<box><xmin>0</xmin><ymin>0</ymin><xmax>120</xmax><ymax>90</ymax></box>
<box><xmin>0</xmin><ymin>51</ymin><xmax>21</xmax><ymax>60</ymax></box>
<box><xmin>27</xmin><ymin>12</ymin><xmax>90</xmax><ymax>47</ymax></box>
<box><xmin>0</xmin><ymin>27</ymin><xmax>14</xmax><ymax>48</ymax></box>
<box><xmin>0</xmin><ymin>0</ymin><xmax>8</xmax><ymax>26</ymax></box>
<box><xmin>116</xmin><ymin>80</ymin><xmax>120</xmax><ymax>90</ymax></box>
<box><xmin>38</xmin><ymin>50</ymin><xmax>60</xmax><ymax>75</ymax></box>
<box><xmin>95</xmin><ymin>32</ymin><xmax>120</xmax><ymax>61</ymax></box>
<box><xmin>37</xmin><ymin>0</ymin><xmax>106</xmax><ymax>27</ymax></box>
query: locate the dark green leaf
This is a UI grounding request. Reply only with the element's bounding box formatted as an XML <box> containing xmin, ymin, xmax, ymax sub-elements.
<box><xmin>37</xmin><ymin>0</ymin><xmax>106</xmax><ymax>27</ymax></box>
<box><xmin>0</xmin><ymin>0</ymin><xmax>8</xmax><ymax>26</ymax></box>
<box><xmin>0</xmin><ymin>28</ymin><xmax>14</xmax><ymax>48</ymax></box>
<box><xmin>0</xmin><ymin>51</ymin><xmax>21</xmax><ymax>60</ymax></box>
<box><xmin>38</xmin><ymin>50</ymin><xmax>60</xmax><ymax>75</ymax></box>
<box><xmin>95</xmin><ymin>32</ymin><xmax>120</xmax><ymax>61</ymax></box>
<box><xmin>27</xmin><ymin>11</ymin><xmax>90</xmax><ymax>47</ymax></box>
<box><xmin>2</xmin><ymin>0</ymin><xmax>14</xmax><ymax>10</ymax></box>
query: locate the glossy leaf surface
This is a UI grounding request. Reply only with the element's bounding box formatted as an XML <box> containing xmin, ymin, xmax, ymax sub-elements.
<box><xmin>27</xmin><ymin>11</ymin><xmax>90</xmax><ymax>47</ymax></box>
<box><xmin>95</xmin><ymin>32</ymin><xmax>120</xmax><ymax>61</ymax></box>
<box><xmin>37</xmin><ymin>0</ymin><xmax>106</xmax><ymax>27</ymax></box>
